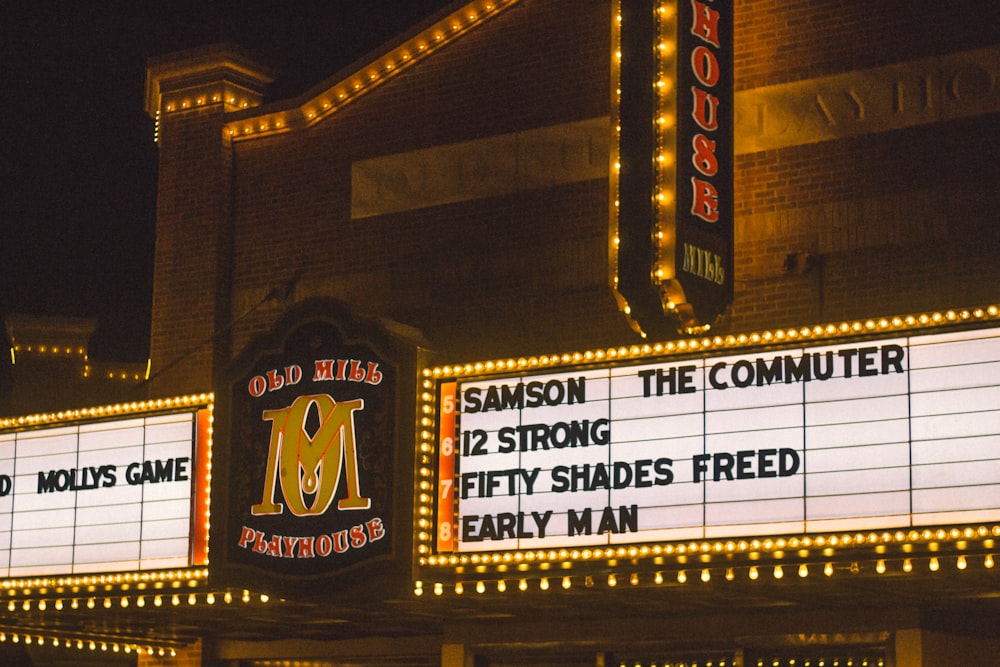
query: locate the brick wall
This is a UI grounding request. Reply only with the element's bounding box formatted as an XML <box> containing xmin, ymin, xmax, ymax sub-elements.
<box><xmin>224</xmin><ymin>0</ymin><xmax>624</xmax><ymax>364</ymax></box>
<box><xmin>735</xmin><ymin>0</ymin><xmax>1000</xmax><ymax>90</ymax></box>
<box><xmin>148</xmin><ymin>105</ymin><xmax>234</xmax><ymax>396</ymax></box>
<box><xmin>728</xmin><ymin>0</ymin><xmax>1000</xmax><ymax>332</ymax></box>
<box><xmin>149</xmin><ymin>0</ymin><xmax>1000</xmax><ymax>379</ymax></box>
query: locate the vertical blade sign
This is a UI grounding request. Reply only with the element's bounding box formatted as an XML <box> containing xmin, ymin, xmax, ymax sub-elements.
<box><xmin>612</xmin><ymin>0</ymin><xmax>733</xmax><ymax>334</ymax></box>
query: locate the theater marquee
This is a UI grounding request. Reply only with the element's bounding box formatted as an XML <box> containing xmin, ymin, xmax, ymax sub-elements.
<box><xmin>418</xmin><ymin>313</ymin><xmax>1000</xmax><ymax>563</ymax></box>
<box><xmin>0</xmin><ymin>397</ymin><xmax>211</xmax><ymax>577</ymax></box>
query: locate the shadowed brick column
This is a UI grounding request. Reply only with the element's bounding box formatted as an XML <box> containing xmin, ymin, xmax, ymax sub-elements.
<box><xmin>143</xmin><ymin>44</ymin><xmax>274</xmax><ymax>397</ymax></box>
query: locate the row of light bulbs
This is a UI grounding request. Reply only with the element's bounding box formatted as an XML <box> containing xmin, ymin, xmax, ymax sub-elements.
<box><xmin>164</xmin><ymin>91</ymin><xmax>250</xmax><ymax>114</ymax></box>
<box><xmin>747</xmin><ymin>660</ymin><xmax>883</xmax><ymax>667</ymax></box>
<box><xmin>9</xmin><ymin>344</ymin><xmax>85</xmax><ymax>357</ymax></box>
<box><xmin>652</xmin><ymin>1</ymin><xmax>679</xmax><ymax>300</ymax></box>
<box><xmin>7</xmin><ymin>342</ymin><xmax>145</xmax><ymax>382</ymax></box>
<box><xmin>300</xmin><ymin>0</ymin><xmax>511</xmax><ymax>125</ymax></box>
<box><xmin>0</xmin><ymin>589</ymin><xmax>268</xmax><ymax>657</ymax></box>
<box><xmin>93</xmin><ymin>369</ymin><xmax>145</xmax><ymax>381</ymax></box>
<box><xmin>620</xmin><ymin>662</ymin><xmax>733</xmax><ymax>667</ymax></box>
<box><xmin>5</xmin><ymin>588</ymin><xmax>268</xmax><ymax>612</ymax></box>
<box><xmin>220</xmin><ymin>0</ymin><xmax>515</xmax><ymax>142</ymax></box>
<box><xmin>0</xmin><ymin>393</ymin><xmax>212</xmax><ymax>430</ymax></box>
<box><xmin>421</xmin><ymin>306</ymin><xmax>1000</xmax><ymax>380</ymax></box>
<box><xmin>418</xmin><ymin>524</ymin><xmax>999</xmax><ymax>570</ymax></box>
<box><xmin>414</xmin><ymin>552</ymin><xmax>996</xmax><ymax>597</ymax></box>
<box><xmin>156</xmin><ymin>86</ymin><xmax>255</xmax><ymax>144</ymax></box>
<box><xmin>615</xmin><ymin>660</ymin><xmax>884</xmax><ymax>667</ymax></box>
<box><xmin>1</xmin><ymin>567</ymin><xmax>207</xmax><ymax>596</ymax></box>
<box><xmin>608</xmin><ymin>2</ymin><xmax>641</xmax><ymax>335</ymax></box>
<box><xmin>0</xmin><ymin>630</ymin><xmax>178</xmax><ymax>657</ymax></box>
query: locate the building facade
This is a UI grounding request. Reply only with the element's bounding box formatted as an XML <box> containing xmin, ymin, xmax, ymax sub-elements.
<box><xmin>2</xmin><ymin>0</ymin><xmax>1000</xmax><ymax>665</ymax></box>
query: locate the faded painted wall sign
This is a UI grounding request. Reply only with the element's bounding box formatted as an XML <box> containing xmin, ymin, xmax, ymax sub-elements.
<box><xmin>351</xmin><ymin>118</ymin><xmax>608</xmax><ymax>219</ymax></box>
<box><xmin>350</xmin><ymin>46</ymin><xmax>1000</xmax><ymax>220</ymax></box>
<box><xmin>734</xmin><ymin>45</ymin><xmax>1000</xmax><ymax>154</ymax></box>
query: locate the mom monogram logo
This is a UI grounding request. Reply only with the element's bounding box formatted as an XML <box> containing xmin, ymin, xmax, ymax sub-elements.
<box><xmin>251</xmin><ymin>394</ymin><xmax>371</xmax><ymax>517</ymax></box>
<box><xmin>221</xmin><ymin>311</ymin><xmax>398</xmax><ymax>585</ymax></box>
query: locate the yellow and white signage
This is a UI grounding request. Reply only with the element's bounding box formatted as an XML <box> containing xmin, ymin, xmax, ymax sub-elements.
<box><xmin>434</xmin><ymin>326</ymin><xmax>1000</xmax><ymax>552</ymax></box>
<box><xmin>0</xmin><ymin>402</ymin><xmax>210</xmax><ymax>576</ymax></box>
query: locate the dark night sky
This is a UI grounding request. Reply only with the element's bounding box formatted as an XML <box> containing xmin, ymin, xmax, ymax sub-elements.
<box><xmin>0</xmin><ymin>0</ymin><xmax>452</xmax><ymax>361</ymax></box>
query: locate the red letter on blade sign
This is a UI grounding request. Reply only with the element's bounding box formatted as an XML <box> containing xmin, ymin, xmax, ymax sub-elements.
<box><xmin>692</xmin><ymin>134</ymin><xmax>718</xmax><ymax>176</ymax></box>
<box><xmin>691</xmin><ymin>87</ymin><xmax>720</xmax><ymax>131</ymax></box>
<box><xmin>691</xmin><ymin>0</ymin><xmax>721</xmax><ymax>47</ymax></box>
<box><xmin>691</xmin><ymin>177</ymin><xmax>720</xmax><ymax>223</ymax></box>
<box><xmin>691</xmin><ymin>46</ymin><xmax>720</xmax><ymax>87</ymax></box>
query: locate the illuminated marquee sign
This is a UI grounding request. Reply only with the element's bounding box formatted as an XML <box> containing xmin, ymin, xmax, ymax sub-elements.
<box><xmin>430</xmin><ymin>323</ymin><xmax>1000</xmax><ymax>553</ymax></box>
<box><xmin>0</xmin><ymin>399</ymin><xmax>210</xmax><ymax>577</ymax></box>
<box><xmin>612</xmin><ymin>0</ymin><xmax>733</xmax><ymax>335</ymax></box>
<box><xmin>212</xmin><ymin>305</ymin><xmax>403</xmax><ymax>593</ymax></box>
